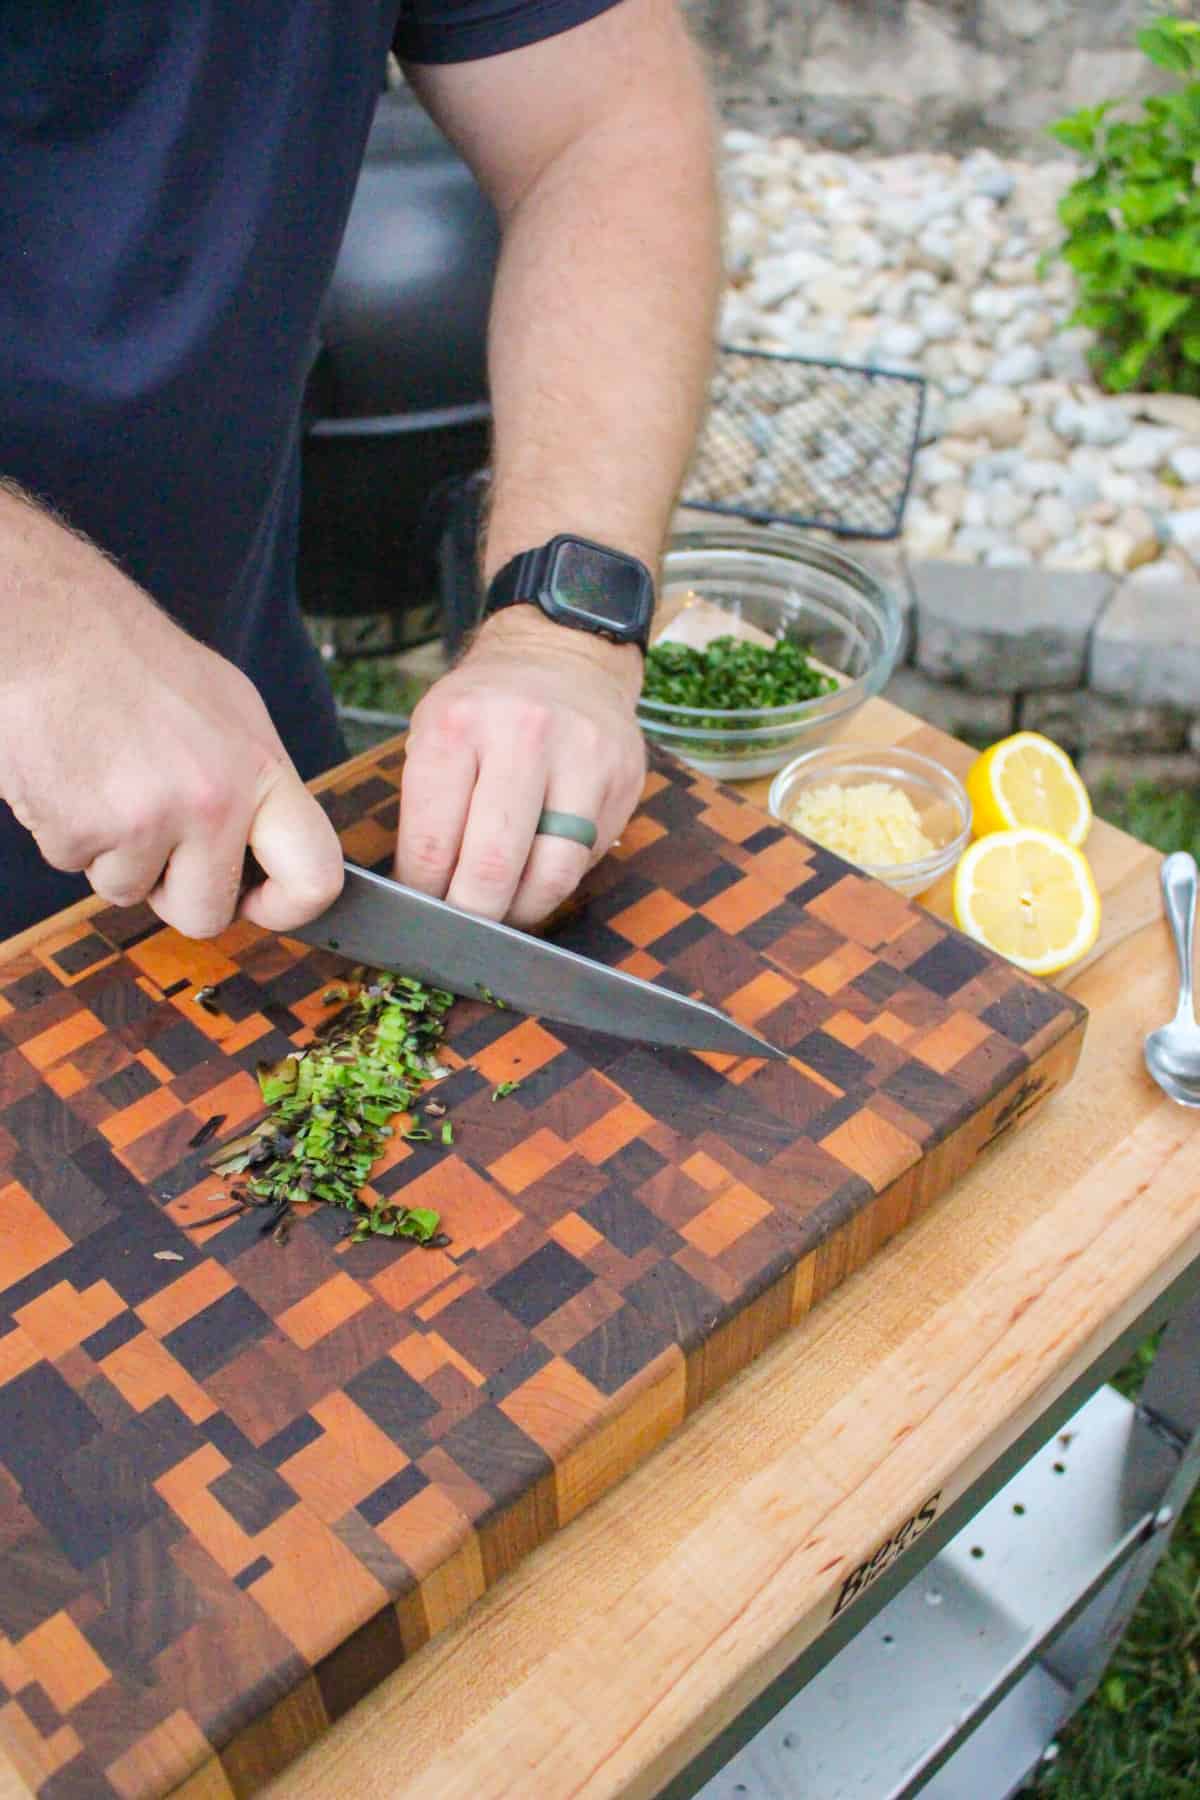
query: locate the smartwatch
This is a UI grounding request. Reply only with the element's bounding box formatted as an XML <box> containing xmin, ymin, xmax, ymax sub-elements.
<box><xmin>483</xmin><ymin>534</ymin><xmax>654</xmax><ymax>653</ymax></box>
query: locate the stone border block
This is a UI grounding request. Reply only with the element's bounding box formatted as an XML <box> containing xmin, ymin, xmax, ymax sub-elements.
<box><xmin>1079</xmin><ymin>751</ymin><xmax>1200</xmax><ymax>795</ymax></box>
<box><xmin>842</xmin><ymin>540</ymin><xmax>916</xmax><ymax>667</ymax></box>
<box><xmin>1019</xmin><ymin>690</ymin><xmax>1189</xmax><ymax>755</ymax></box>
<box><xmin>884</xmin><ymin>666</ymin><xmax>1013</xmax><ymax>741</ymax></box>
<box><xmin>1089</xmin><ymin>573</ymin><xmax>1200</xmax><ymax>710</ymax></box>
<box><xmin>913</xmin><ymin>561</ymin><xmax>1112</xmax><ymax>692</ymax></box>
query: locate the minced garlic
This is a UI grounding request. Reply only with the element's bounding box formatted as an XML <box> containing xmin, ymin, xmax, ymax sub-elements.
<box><xmin>788</xmin><ymin>780</ymin><xmax>936</xmax><ymax>867</ymax></box>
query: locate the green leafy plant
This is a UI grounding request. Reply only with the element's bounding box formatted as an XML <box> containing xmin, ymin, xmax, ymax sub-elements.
<box><xmin>1047</xmin><ymin>15</ymin><xmax>1200</xmax><ymax>395</ymax></box>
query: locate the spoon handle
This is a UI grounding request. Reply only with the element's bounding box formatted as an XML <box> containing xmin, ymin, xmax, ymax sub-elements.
<box><xmin>1162</xmin><ymin>851</ymin><xmax>1197</xmax><ymax>1025</ymax></box>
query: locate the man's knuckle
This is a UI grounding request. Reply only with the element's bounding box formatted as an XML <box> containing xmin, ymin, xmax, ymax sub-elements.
<box><xmin>93</xmin><ymin>874</ymin><xmax>150</xmax><ymax>909</ymax></box>
<box><xmin>433</xmin><ymin>698</ymin><xmax>476</xmax><ymax>746</ymax></box>
<box><xmin>471</xmin><ymin>841</ymin><xmax>520</xmax><ymax>890</ymax></box>
<box><xmin>293</xmin><ymin>860</ymin><xmax>344</xmax><ymax>917</ymax></box>
<box><xmin>508</xmin><ymin>700</ymin><xmax>551</xmax><ymax>748</ymax></box>
<box><xmin>409</xmin><ymin>832</ymin><xmax>452</xmax><ymax>875</ymax></box>
<box><xmin>41</xmin><ymin>830</ymin><xmax>92</xmax><ymax>873</ymax></box>
<box><xmin>184</xmin><ymin>769</ymin><xmax>236</xmax><ymax>831</ymax></box>
<box><xmin>115</xmin><ymin>792</ymin><xmax>167</xmax><ymax>844</ymax></box>
<box><xmin>571</xmin><ymin>725</ymin><xmax>605</xmax><ymax>767</ymax></box>
<box><xmin>165</xmin><ymin>905</ymin><xmax>229</xmax><ymax>942</ymax></box>
<box><xmin>529</xmin><ymin>866</ymin><xmax>577</xmax><ymax>913</ymax></box>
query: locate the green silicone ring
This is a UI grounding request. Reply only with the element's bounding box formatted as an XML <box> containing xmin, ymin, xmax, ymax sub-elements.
<box><xmin>535</xmin><ymin>809</ymin><xmax>598</xmax><ymax>850</ymax></box>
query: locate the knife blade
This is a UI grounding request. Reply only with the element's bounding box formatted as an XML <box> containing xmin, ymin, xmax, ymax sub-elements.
<box><xmin>288</xmin><ymin>863</ymin><xmax>785</xmax><ymax>1061</ymax></box>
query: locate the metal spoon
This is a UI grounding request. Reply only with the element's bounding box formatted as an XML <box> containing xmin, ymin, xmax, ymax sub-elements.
<box><xmin>1144</xmin><ymin>852</ymin><xmax>1200</xmax><ymax>1109</ymax></box>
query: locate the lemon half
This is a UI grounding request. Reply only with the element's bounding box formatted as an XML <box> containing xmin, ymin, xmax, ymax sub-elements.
<box><xmin>953</xmin><ymin>827</ymin><xmax>1101</xmax><ymax>976</ymax></box>
<box><xmin>966</xmin><ymin>731</ymin><xmax>1092</xmax><ymax>847</ymax></box>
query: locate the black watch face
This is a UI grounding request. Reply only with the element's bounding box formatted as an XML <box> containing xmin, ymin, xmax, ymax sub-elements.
<box><xmin>549</xmin><ymin>539</ymin><xmax>648</xmax><ymax>633</ymax></box>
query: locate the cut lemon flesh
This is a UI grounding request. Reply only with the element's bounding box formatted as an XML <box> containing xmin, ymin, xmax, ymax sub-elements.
<box><xmin>953</xmin><ymin>828</ymin><xmax>1101</xmax><ymax>975</ymax></box>
<box><xmin>966</xmin><ymin>731</ymin><xmax>1092</xmax><ymax>847</ymax></box>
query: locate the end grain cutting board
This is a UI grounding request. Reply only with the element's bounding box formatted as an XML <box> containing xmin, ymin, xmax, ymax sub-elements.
<box><xmin>0</xmin><ymin>747</ymin><xmax>1085</xmax><ymax>1800</ymax></box>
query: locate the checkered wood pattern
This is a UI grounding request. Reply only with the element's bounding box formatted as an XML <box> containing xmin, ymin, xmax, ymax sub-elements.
<box><xmin>0</xmin><ymin>746</ymin><xmax>1085</xmax><ymax>1799</ymax></box>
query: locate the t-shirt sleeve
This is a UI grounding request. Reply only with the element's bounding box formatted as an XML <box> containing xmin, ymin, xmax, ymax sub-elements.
<box><xmin>393</xmin><ymin>0</ymin><xmax>629</xmax><ymax>66</ymax></box>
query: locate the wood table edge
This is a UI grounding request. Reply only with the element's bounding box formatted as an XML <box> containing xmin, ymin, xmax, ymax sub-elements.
<box><xmin>273</xmin><ymin>1100</ymin><xmax>1199</xmax><ymax>1800</ymax></box>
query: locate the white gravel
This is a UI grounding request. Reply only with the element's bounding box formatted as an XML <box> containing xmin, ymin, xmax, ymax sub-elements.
<box><xmin>720</xmin><ymin>130</ymin><xmax>1200</xmax><ymax>577</ymax></box>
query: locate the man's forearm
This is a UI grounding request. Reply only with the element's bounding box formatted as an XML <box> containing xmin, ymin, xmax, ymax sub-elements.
<box><xmin>479</xmin><ymin>25</ymin><xmax>721</xmax><ymax>583</ymax></box>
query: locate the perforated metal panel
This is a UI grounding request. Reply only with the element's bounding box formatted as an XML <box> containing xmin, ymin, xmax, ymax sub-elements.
<box><xmin>684</xmin><ymin>347</ymin><xmax>926</xmax><ymax>541</ymax></box>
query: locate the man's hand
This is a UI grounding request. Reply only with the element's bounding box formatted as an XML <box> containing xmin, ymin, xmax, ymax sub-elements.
<box><xmin>395</xmin><ymin>608</ymin><xmax>645</xmax><ymax>927</ymax></box>
<box><xmin>0</xmin><ymin>486</ymin><xmax>343</xmax><ymax>939</ymax></box>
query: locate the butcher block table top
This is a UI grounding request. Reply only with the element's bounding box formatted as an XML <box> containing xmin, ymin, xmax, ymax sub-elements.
<box><xmin>1</xmin><ymin>695</ymin><xmax>1196</xmax><ymax>1800</ymax></box>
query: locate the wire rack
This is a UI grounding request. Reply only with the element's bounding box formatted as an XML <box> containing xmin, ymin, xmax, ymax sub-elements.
<box><xmin>683</xmin><ymin>346</ymin><xmax>927</xmax><ymax>542</ymax></box>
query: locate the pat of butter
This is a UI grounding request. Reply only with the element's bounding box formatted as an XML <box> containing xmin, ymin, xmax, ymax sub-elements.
<box><xmin>652</xmin><ymin>594</ymin><xmax>846</xmax><ymax>687</ymax></box>
<box><xmin>653</xmin><ymin>594</ymin><xmax>776</xmax><ymax>652</ymax></box>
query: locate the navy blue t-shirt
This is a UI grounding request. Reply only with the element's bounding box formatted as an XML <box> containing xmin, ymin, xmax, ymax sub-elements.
<box><xmin>0</xmin><ymin>0</ymin><xmax>623</xmax><ymax>935</ymax></box>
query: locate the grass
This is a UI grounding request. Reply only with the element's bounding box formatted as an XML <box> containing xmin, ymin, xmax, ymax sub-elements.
<box><xmin>1094</xmin><ymin>781</ymin><xmax>1200</xmax><ymax>864</ymax></box>
<box><xmin>1022</xmin><ymin>779</ymin><xmax>1200</xmax><ymax>1798</ymax></box>
<box><xmin>324</xmin><ymin>653</ymin><xmax>428</xmax><ymax>718</ymax></box>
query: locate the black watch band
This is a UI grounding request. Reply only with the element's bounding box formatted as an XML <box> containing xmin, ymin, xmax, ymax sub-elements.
<box><xmin>484</xmin><ymin>534</ymin><xmax>654</xmax><ymax>653</ymax></box>
<box><xmin>488</xmin><ymin>541</ymin><xmax>556</xmax><ymax>612</ymax></box>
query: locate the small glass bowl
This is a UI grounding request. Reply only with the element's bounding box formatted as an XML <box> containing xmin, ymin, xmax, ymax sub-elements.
<box><xmin>638</xmin><ymin>524</ymin><xmax>903</xmax><ymax>781</ymax></box>
<box><xmin>768</xmin><ymin>745</ymin><xmax>972</xmax><ymax>898</ymax></box>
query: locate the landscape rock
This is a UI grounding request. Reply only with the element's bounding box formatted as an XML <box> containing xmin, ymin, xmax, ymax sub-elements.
<box><xmin>922</xmin><ymin>304</ymin><xmax>962</xmax><ymax>344</ymax></box>
<box><xmin>931</xmin><ymin>481</ymin><xmax>967</xmax><ymax>527</ymax></box>
<box><xmin>1034</xmin><ymin>494</ymin><xmax>1077</xmax><ymax>541</ymax></box>
<box><xmin>1166</xmin><ymin>508</ymin><xmax>1200</xmax><ymax>564</ymax></box>
<box><xmin>989</xmin><ymin>346</ymin><xmax>1044</xmax><ymax>386</ymax></box>
<box><xmin>1059</xmin><ymin>472</ymin><xmax>1102</xmax><ymax>510</ymax></box>
<box><xmin>1015</xmin><ymin>518</ymin><xmax>1054</xmax><ymax>556</ymax></box>
<box><xmin>1111</xmin><ymin>427</ymin><xmax>1182</xmax><ymax>474</ymax></box>
<box><xmin>1052</xmin><ymin>400</ymin><xmax>1131</xmax><ymax>449</ymax></box>
<box><xmin>950</xmin><ymin>387</ymin><xmax>1026</xmax><ymax>449</ymax></box>
<box><xmin>1043</xmin><ymin>329</ymin><xmax>1094</xmax><ymax>382</ymax></box>
<box><xmin>1169</xmin><ymin>445</ymin><xmax>1200</xmax><ymax>486</ymax></box>
<box><xmin>902</xmin><ymin>502</ymin><xmax>954</xmax><ymax>559</ymax></box>
<box><xmin>1013</xmin><ymin>460</ymin><xmax>1065</xmax><ymax>496</ymax></box>
<box><xmin>875</xmin><ymin>322</ymin><xmax>926</xmax><ymax>360</ymax></box>
<box><xmin>987</xmin><ymin>486</ymin><xmax>1032</xmax><ymax>530</ymax></box>
<box><xmin>984</xmin><ymin>545</ymin><xmax>1034</xmax><ymax>567</ymax></box>
<box><xmin>967</xmin><ymin>160</ymin><xmax>1015</xmax><ymax>204</ymax></box>
<box><xmin>970</xmin><ymin>288</ymin><xmax>1019</xmax><ymax>325</ymax></box>
<box><xmin>1124</xmin><ymin>394</ymin><xmax>1200</xmax><ymax>435</ymax></box>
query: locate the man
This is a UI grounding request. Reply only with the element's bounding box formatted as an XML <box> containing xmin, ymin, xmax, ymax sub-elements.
<box><xmin>0</xmin><ymin>0</ymin><xmax>719</xmax><ymax>943</ymax></box>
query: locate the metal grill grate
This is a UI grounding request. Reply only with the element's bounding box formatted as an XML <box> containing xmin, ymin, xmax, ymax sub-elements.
<box><xmin>683</xmin><ymin>347</ymin><xmax>926</xmax><ymax>542</ymax></box>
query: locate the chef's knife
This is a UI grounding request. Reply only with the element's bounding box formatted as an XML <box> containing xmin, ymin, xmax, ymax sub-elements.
<box><xmin>288</xmin><ymin>862</ymin><xmax>785</xmax><ymax>1060</ymax></box>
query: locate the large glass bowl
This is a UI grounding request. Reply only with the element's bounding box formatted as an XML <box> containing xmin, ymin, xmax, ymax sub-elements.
<box><xmin>638</xmin><ymin>525</ymin><xmax>904</xmax><ymax>781</ymax></box>
<box><xmin>768</xmin><ymin>745</ymin><xmax>972</xmax><ymax>898</ymax></box>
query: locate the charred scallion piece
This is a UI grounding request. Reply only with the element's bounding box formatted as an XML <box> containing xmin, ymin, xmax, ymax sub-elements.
<box><xmin>205</xmin><ymin>973</ymin><xmax>455</xmax><ymax>1245</ymax></box>
<box><xmin>187</xmin><ymin>1113</ymin><xmax>227</xmax><ymax>1151</ymax></box>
